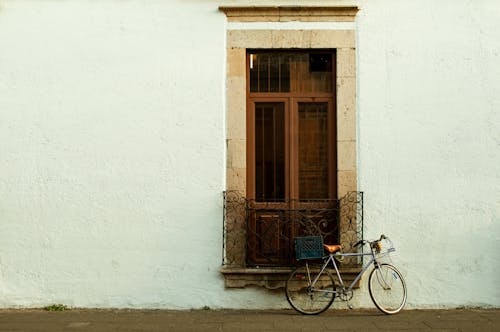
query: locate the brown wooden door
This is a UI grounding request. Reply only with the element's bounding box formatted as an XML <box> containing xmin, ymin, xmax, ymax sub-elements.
<box><xmin>246</xmin><ymin>51</ymin><xmax>338</xmax><ymax>266</ymax></box>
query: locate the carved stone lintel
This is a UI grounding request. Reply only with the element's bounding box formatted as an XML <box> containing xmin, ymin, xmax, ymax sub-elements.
<box><xmin>219</xmin><ymin>6</ymin><xmax>359</xmax><ymax>22</ymax></box>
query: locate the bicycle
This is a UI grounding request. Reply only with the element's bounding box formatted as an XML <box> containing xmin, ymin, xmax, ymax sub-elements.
<box><xmin>285</xmin><ymin>234</ymin><xmax>407</xmax><ymax>315</ymax></box>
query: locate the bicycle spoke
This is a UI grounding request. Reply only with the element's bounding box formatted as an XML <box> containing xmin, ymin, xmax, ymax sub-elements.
<box><xmin>285</xmin><ymin>264</ymin><xmax>336</xmax><ymax>315</ymax></box>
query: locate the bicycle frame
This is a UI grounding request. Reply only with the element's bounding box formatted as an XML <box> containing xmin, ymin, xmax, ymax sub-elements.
<box><xmin>308</xmin><ymin>247</ymin><xmax>396</xmax><ymax>295</ymax></box>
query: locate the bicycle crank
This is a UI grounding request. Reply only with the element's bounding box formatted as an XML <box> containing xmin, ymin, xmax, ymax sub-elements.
<box><xmin>339</xmin><ymin>289</ymin><xmax>354</xmax><ymax>302</ymax></box>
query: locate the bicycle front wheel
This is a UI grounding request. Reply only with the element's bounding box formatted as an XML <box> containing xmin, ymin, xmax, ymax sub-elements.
<box><xmin>368</xmin><ymin>263</ymin><xmax>407</xmax><ymax>314</ymax></box>
<box><xmin>285</xmin><ymin>263</ymin><xmax>336</xmax><ymax>315</ymax></box>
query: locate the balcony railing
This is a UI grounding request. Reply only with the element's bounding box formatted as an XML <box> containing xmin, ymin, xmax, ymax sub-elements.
<box><xmin>223</xmin><ymin>191</ymin><xmax>363</xmax><ymax>268</ymax></box>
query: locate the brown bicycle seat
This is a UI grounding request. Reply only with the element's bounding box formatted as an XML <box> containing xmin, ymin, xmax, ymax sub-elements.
<box><xmin>323</xmin><ymin>244</ymin><xmax>342</xmax><ymax>253</ymax></box>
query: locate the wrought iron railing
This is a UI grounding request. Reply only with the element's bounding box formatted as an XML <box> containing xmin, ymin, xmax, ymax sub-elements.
<box><xmin>223</xmin><ymin>191</ymin><xmax>363</xmax><ymax>268</ymax></box>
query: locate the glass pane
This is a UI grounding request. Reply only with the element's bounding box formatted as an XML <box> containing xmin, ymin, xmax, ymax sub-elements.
<box><xmin>250</xmin><ymin>53</ymin><xmax>290</xmax><ymax>93</ymax></box>
<box><xmin>258</xmin><ymin>54</ymin><xmax>269</xmax><ymax>92</ymax></box>
<box><xmin>255</xmin><ymin>103</ymin><xmax>285</xmax><ymax>202</ymax></box>
<box><xmin>298</xmin><ymin>103</ymin><xmax>329</xmax><ymax>200</ymax></box>
<box><xmin>249</xmin><ymin>52</ymin><xmax>332</xmax><ymax>93</ymax></box>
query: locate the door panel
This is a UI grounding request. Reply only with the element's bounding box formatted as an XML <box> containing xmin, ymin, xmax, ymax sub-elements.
<box><xmin>254</xmin><ymin>102</ymin><xmax>286</xmax><ymax>202</ymax></box>
<box><xmin>292</xmin><ymin>100</ymin><xmax>339</xmax><ymax>253</ymax></box>
<box><xmin>247</xmin><ymin>99</ymin><xmax>290</xmax><ymax>265</ymax></box>
<box><xmin>298</xmin><ymin>102</ymin><xmax>330</xmax><ymax>200</ymax></box>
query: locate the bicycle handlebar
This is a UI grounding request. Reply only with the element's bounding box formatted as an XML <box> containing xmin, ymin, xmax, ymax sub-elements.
<box><xmin>353</xmin><ymin>234</ymin><xmax>388</xmax><ymax>248</ymax></box>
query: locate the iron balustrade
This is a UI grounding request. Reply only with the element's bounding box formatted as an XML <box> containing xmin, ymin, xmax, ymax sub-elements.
<box><xmin>223</xmin><ymin>191</ymin><xmax>363</xmax><ymax>268</ymax></box>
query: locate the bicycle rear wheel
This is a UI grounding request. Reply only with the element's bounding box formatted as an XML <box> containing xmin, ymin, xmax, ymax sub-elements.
<box><xmin>285</xmin><ymin>263</ymin><xmax>336</xmax><ymax>315</ymax></box>
<box><xmin>368</xmin><ymin>263</ymin><xmax>407</xmax><ymax>314</ymax></box>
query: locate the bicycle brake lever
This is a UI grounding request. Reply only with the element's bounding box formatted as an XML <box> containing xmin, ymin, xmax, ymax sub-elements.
<box><xmin>353</xmin><ymin>240</ymin><xmax>364</xmax><ymax>247</ymax></box>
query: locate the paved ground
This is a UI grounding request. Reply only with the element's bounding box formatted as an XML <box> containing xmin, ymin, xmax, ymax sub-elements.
<box><xmin>0</xmin><ymin>308</ymin><xmax>498</xmax><ymax>332</ymax></box>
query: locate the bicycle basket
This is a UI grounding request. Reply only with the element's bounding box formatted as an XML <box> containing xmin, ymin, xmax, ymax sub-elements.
<box><xmin>294</xmin><ymin>236</ymin><xmax>324</xmax><ymax>260</ymax></box>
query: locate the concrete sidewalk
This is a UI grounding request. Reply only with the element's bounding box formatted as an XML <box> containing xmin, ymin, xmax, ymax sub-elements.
<box><xmin>0</xmin><ymin>308</ymin><xmax>498</xmax><ymax>332</ymax></box>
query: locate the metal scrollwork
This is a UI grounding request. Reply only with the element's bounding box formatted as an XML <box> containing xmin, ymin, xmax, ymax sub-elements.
<box><xmin>223</xmin><ymin>191</ymin><xmax>364</xmax><ymax>268</ymax></box>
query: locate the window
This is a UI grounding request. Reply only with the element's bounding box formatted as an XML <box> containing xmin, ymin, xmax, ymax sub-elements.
<box><xmin>220</xmin><ymin>5</ymin><xmax>360</xmax><ymax>288</ymax></box>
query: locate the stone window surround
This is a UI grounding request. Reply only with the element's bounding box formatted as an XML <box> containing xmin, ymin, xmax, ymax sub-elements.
<box><xmin>220</xmin><ymin>6</ymin><xmax>359</xmax><ymax>288</ymax></box>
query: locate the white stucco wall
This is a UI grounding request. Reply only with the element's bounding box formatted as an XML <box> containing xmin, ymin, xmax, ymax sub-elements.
<box><xmin>0</xmin><ymin>0</ymin><xmax>231</xmax><ymax>308</ymax></box>
<box><xmin>356</xmin><ymin>0</ymin><xmax>500</xmax><ymax>308</ymax></box>
<box><xmin>0</xmin><ymin>0</ymin><xmax>498</xmax><ymax>309</ymax></box>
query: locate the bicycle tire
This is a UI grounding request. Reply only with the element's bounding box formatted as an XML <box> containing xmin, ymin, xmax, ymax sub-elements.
<box><xmin>368</xmin><ymin>263</ymin><xmax>407</xmax><ymax>314</ymax></box>
<box><xmin>285</xmin><ymin>263</ymin><xmax>336</xmax><ymax>315</ymax></box>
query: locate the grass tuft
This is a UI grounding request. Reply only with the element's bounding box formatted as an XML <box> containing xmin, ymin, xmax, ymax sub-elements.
<box><xmin>43</xmin><ymin>304</ymin><xmax>69</xmax><ymax>312</ymax></box>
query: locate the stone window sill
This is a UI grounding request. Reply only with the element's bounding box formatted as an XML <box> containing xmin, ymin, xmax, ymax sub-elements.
<box><xmin>221</xmin><ymin>266</ymin><xmax>362</xmax><ymax>289</ymax></box>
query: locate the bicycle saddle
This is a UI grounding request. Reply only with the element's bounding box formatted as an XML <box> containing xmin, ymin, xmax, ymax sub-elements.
<box><xmin>323</xmin><ymin>244</ymin><xmax>342</xmax><ymax>253</ymax></box>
